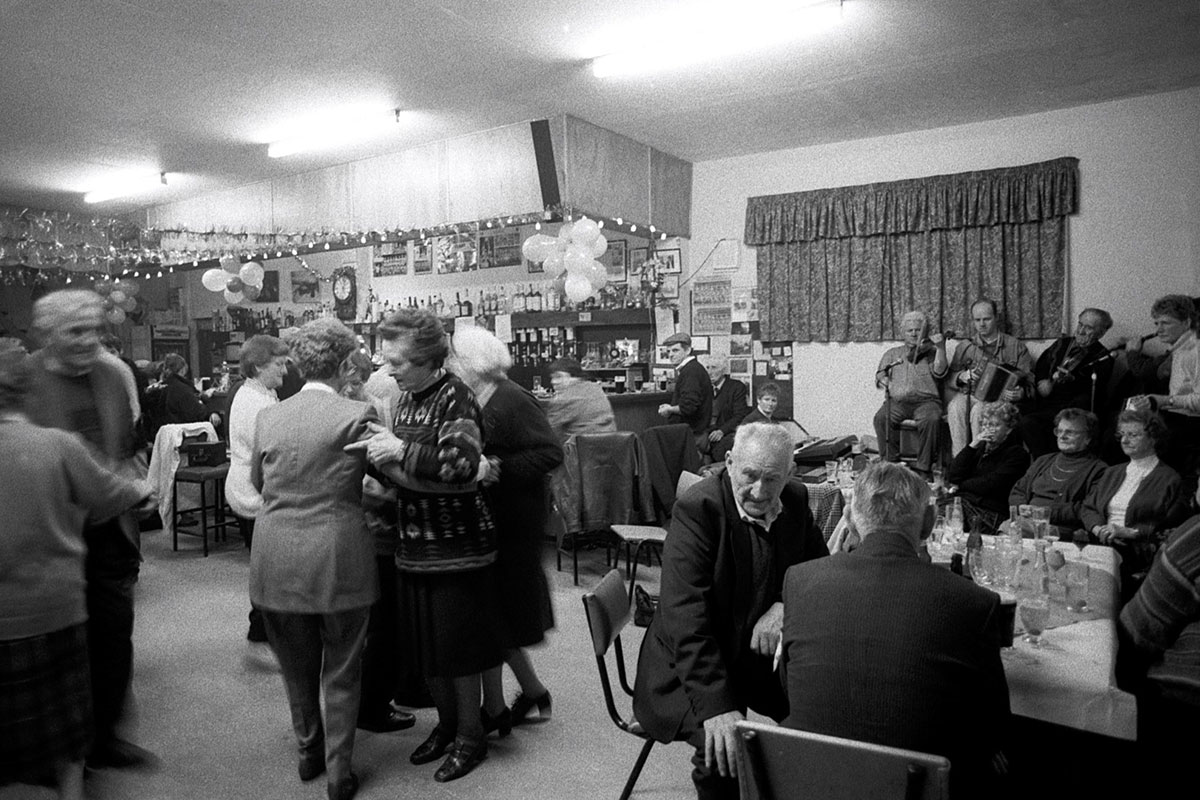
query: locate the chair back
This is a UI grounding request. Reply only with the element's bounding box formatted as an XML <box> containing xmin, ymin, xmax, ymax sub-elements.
<box><xmin>641</xmin><ymin>423</ymin><xmax>702</xmax><ymax>523</ymax></box>
<box><xmin>676</xmin><ymin>470</ymin><xmax>702</xmax><ymax>498</ymax></box>
<box><xmin>582</xmin><ymin>569</ymin><xmax>639</xmax><ymax>733</ymax></box>
<box><xmin>558</xmin><ymin>432</ymin><xmax>654</xmax><ymax>534</ymax></box>
<box><xmin>735</xmin><ymin>720</ymin><xmax>950</xmax><ymax>800</ymax></box>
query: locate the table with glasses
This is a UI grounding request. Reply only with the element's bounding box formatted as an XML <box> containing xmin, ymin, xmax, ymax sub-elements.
<box><xmin>930</xmin><ymin>532</ymin><xmax>1137</xmax><ymax>741</ymax></box>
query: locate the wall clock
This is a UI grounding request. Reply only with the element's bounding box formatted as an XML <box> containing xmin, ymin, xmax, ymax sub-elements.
<box><xmin>333</xmin><ymin>270</ymin><xmax>356</xmax><ymax>320</ymax></box>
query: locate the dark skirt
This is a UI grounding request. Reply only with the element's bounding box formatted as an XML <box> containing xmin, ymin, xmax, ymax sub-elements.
<box><xmin>493</xmin><ymin>523</ymin><xmax>555</xmax><ymax>649</ymax></box>
<box><xmin>397</xmin><ymin>566</ymin><xmax>504</xmax><ymax>678</ymax></box>
<box><xmin>0</xmin><ymin>623</ymin><xmax>92</xmax><ymax>774</ymax></box>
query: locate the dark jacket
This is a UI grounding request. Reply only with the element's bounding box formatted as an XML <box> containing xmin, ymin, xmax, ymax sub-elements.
<box><xmin>945</xmin><ymin>431</ymin><xmax>1030</xmax><ymax>514</ymax></box>
<box><xmin>1008</xmin><ymin>451</ymin><xmax>1107</xmax><ymax>533</ymax></box>
<box><xmin>633</xmin><ymin>474</ymin><xmax>828</xmax><ymax>743</ymax></box>
<box><xmin>780</xmin><ymin>531</ymin><xmax>1011</xmax><ymax>798</ymax></box>
<box><xmin>162</xmin><ymin>372</ymin><xmax>209</xmax><ymax>426</ymax></box>
<box><xmin>1028</xmin><ymin>336</ymin><xmax>1113</xmax><ymax>413</ymax></box>
<box><xmin>670</xmin><ymin>357</ymin><xmax>713</xmax><ymax>435</ymax></box>
<box><xmin>710</xmin><ymin>377</ymin><xmax>750</xmax><ymax>436</ymax></box>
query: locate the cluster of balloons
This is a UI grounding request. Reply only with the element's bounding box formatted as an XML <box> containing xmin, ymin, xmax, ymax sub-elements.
<box><xmin>94</xmin><ymin>279</ymin><xmax>140</xmax><ymax>325</ymax></box>
<box><xmin>201</xmin><ymin>256</ymin><xmax>265</xmax><ymax>304</ymax></box>
<box><xmin>521</xmin><ymin>218</ymin><xmax>608</xmax><ymax>303</ymax></box>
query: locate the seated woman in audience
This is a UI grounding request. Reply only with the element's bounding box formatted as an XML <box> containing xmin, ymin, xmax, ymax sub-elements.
<box><xmin>1080</xmin><ymin>409</ymin><xmax>1191</xmax><ymax>579</ymax></box>
<box><xmin>249</xmin><ymin>319</ymin><xmax>380</xmax><ymax>800</ymax></box>
<box><xmin>149</xmin><ymin>352</ymin><xmax>220</xmax><ymax>433</ymax></box>
<box><xmin>0</xmin><ymin>341</ymin><xmax>151</xmax><ymax>800</ymax></box>
<box><xmin>349</xmin><ymin>308</ymin><xmax>503</xmax><ymax>783</ymax></box>
<box><xmin>710</xmin><ymin>381</ymin><xmax>782</xmax><ymax>461</ymax></box>
<box><xmin>544</xmin><ymin>356</ymin><xmax>615</xmax><ymax>441</ymax></box>
<box><xmin>945</xmin><ymin>401</ymin><xmax>1031</xmax><ymax>534</ymax></box>
<box><xmin>449</xmin><ymin>326</ymin><xmax>563</xmax><ymax>734</ymax></box>
<box><xmin>1008</xmin><ymin>408</ymin><xmax>1107</xmax><ymax>538</ymax></box>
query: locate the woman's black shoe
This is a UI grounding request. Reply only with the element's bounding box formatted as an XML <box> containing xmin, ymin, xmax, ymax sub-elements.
<box><xmin>510</xmin><ymin>689</ymin><xmax>552</xmax><ymax>724</ymax></box>
<box><xmin>358</xmin><ymin>708</ymin><xmax>416</xmax><ymax>733</ymax></box>
<box><xmin>410</xmin><ymin>726</ymin><xmax>454</xmax><ymax>765</ymax></box>
<box><xmin>434</xmin><ymin>736</ymin><xmax>487</xmax><ymax>783</ymax></box>
<box><xmin>480</xmin><ymin>705</ymin><xmax>512</xmax><ymax>737</ymax></box>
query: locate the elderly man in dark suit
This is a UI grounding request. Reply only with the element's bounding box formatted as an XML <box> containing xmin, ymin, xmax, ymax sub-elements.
<box><xmin>633</xmin><ymin>422</ymin><xmax>828</xmax><ymax>800</ymax></box>
<box><xmin>704</xmin><ymin>360</ymin><xmax>749</xmax><ymax>461</ymax></box>
<box><xmin>780</xmin><ymin>460</ymin><xmax>1011</xmax><ymax>798</ymax></box>
<box><xmin>658</xmin><ymin>331</ymin><xmax>713</xmax><ymax>450</ymax></box>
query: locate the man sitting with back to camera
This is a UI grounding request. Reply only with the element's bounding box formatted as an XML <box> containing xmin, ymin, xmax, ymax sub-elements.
<box><xmin>633</xmin><ymin>422</ymin><xmax>828</xmax><ymax>800</ymax></box>
<box><xmin>779</xmin><ymin>461</ymin><xmax>1011</xmax><ymax>799</ymax></box>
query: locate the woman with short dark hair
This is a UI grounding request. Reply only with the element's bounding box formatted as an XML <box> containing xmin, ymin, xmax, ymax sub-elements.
<box><xmin>1008</xmin><ymin>407</ymin><xmax>1107</xmax><ymax>537</ymax></box>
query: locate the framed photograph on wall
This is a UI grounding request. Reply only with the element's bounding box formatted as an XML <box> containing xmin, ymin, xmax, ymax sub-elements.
<box><xmin>656</xmin><ymin>247</ymin><xmax>682</xmax><ymax>274</ymax></box>
<box><xmin>290</xmin><ymin>270</ymin><xmax>320</xmax><ymax>304</ymax></box>
<box><xmin>526</xmin><ymin>258</ymin><xmax>543</xmax><ymax>273</ymax></box>
<box><xmin>600</xmin><ymin>238</ymin><xmax>627</xmax><ymax>284</ymax></box>
<box><xmin>413</xmin><ymin>241</ymin><xmax>433</xmax><ymax>275</ymax></box>
<box><xmin>478</xmin><ymin>229</ymin><xmax>522</xmax><ymax>269</ymax></box>
<box><xmin>255</xmin><ymin>271</ymin><xmax>279</xmax><ymax>303</ymax></box>
<box><xmin>629</xmin><ymin>245</ymin><xmax>648</xmax><ymax>275</ymax></box>
<box><xmin>659</xmin><ymin>274</ymin><xmax>679</xmax><ymax>299</ymax></box>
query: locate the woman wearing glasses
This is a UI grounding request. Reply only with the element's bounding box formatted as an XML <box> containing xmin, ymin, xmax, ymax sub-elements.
<box><xmin>1008</xmin><ymin>407</ymin><xmax>1108</xmax><ymax>539</ymax></box>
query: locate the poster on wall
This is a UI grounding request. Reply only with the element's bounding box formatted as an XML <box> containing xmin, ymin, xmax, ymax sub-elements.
<box><xmin>600</xmin><ymin>239</ymin><xmax>628</xmax><ymax>284</ymax></box>
<box><xmin>255</xmin><ymin>271</ymin><xmax>280</xmax><ymax>303</ymax></box>
<box><xmin>413</xmin><ymin>242</ymin><xmax>432</xmax><ymax>274</ymax></box>
<box><xmin>372</xmin><ymin>243</ymin><xmax>408</xmax><ymax>277</ymax></box>
<box><xmin>478</xmin><ymin>229</ymin><xmax>522</xmax><ymax>269</ymax></box>
<box><xmin>435</xmin><ymin>234</ymin><xmax>478</xmax><ymax>274</ymax></box>
<box><xmin>291</xmin><ymin>271</ymin><xmax>320</xmax><ymax>303</ymax></box>
<box><xmin>692</xmin><ymin>279</ymin><xmax>731</xmax><ymax>306</ymax></box>
<box><xmin>693</xmin><ymin>306</ymin><xmax>732</xmax><ymax>335</ymax></box>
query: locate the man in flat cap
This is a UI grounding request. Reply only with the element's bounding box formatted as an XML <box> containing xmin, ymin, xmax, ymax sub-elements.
<box><xmin>658</xmin><ymin>332</ymin><xmax>713</xmax><ymax>450</ymax></box>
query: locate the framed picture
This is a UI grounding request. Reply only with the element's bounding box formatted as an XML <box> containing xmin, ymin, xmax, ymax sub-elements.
<box><xmin>659</xmin><ymin>274</ymin><xmax>679</xmax><ymax>299</ymax></box>
<box><xmin>629</xmin><ymin>245</ymin><xmax>648</xmax><ymax>277</ymax></box>
<box><xmin>290</xmin><ymin>270</ymin><xmax>320</xmax><ymax>303</ymax></box>
<box><xmin>656</xmin><ymin>247</ymin><xmax>682</xmax><ymax>274</ymax></box>
<box><xmin>600</xmin><ymin>238</ymin><xmax>627</xmax><ymax>284</ymax></box>
<box><xmin>251</xmin><ymin>271</ymin><xmax>279</xmax><ymax>303</ymax></box>
<box><xmin>413</xmin><ymin>241</ymin><xmax>433</xmax><ymax>275</ymax></box>
<box><xmin>690</xmin><ymin>335</ymin><xmax>710</xmax><ymax>354</ymax></box>
<box><xmin>478</xmin><ymin>229</ymin><xmax>522</xmax><ymax>269</ymax></box>
<box><xmin>526</xmin><ymin>258</ymin><xmax>543</xmax><ymax>274</ymax></box>
<box><xmin>435</xmin><ymin>234</ymin><xmax>477</xmax><ymax>274</ymax></box>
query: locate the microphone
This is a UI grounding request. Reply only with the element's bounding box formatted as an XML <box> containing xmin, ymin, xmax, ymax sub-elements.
<box><xmin>1109</xmin><ymin>332</ymin><xmax>1156</xmax><ymax>353</ymax></box>
<box><xmin>877</xmin><ymin>357</ymin><xmax>906</xmax><ymax>374</ymax></box>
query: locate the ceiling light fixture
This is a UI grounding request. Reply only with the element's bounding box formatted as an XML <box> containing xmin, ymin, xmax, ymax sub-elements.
<box><xmin>267</xmin><ymin>108</ymin><xmax>405</xmax><ymax>158</ymax></box>
<box><xmin>591</xmin><ymin>0</ymin><xmax>843</xmax><ymax>78</ymax></box>
<box><xmin>83</xmin><ymin>172</ymin><xmax>168</xmax><ymax>204</ymax></box>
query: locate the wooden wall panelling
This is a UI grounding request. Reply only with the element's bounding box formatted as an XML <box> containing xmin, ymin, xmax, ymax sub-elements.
<box><xmin>446</xmin><ymin>124</ymin><xmax>543</xmax><ymax>222</ymax></box>
<box><xmin>350</xmin><ymin>142</ymin><xmax>447</xmax><ymax>231</ymax></box>
<box><xmin>562</xmin><ymin>115</ymin><xmax>650</xmax><ymax>223</ymax></box>
<box><xmin>272</xmin><ymin>164</ymin><xmax>353</xmax><ymax>231</ymax></box>
<box><xmin>650</xmin><ymin>147</ymin><xmax>692</xmax><ymax>238</ymax></box>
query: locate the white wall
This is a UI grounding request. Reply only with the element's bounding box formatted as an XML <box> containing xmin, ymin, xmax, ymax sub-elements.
<box><xmin>689</xmin><ymin>87</ymin><xmax>1200</xmax><ymax>439</ymax></box>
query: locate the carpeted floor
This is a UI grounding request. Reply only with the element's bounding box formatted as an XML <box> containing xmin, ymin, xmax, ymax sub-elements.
<box><xmin>1</xmin><ymin>530</ymin><xmax>694</xmax><ymax>800</ymax></box>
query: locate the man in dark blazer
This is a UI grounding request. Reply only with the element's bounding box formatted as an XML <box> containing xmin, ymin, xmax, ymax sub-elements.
<box><xmin>658</xmin><ymin>331</ymin><xmax>713</xmax><ymax>449</ymax></box>
<box><xmin>704</xmin><ymin>361</ymin><xmax>749</xmax><ymax>460</ymax></box>
<box><xmin>633</xmin><ymin>423</ymin><xmax>828</xmax><ymax>800</ymax></box>
<box><xmin>780</xmin><ymin>461</ymin><xmax>1011</xmax><ymax>799</ymax></box>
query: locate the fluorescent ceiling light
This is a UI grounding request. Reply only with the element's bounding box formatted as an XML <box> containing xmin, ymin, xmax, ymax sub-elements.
<box><xmin>267</xmin><ymin>108</ymin><xmax>405</xmax><ymax>158</ymax></box>
<box><xmin>83</xmin><ymin>172</ymin><xmax>167</xmax><ymax>204</ymax></box>
<box><xmin>591</xmin><ymin>0</ymin><xmax>843</xmax><ymax>78</ymax></box>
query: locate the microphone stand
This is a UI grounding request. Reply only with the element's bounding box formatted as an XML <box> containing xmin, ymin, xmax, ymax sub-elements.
<box><xmin>878</xmin><ymin>357</ymin><xmax>905</xmax><ymax>462</ymax></box>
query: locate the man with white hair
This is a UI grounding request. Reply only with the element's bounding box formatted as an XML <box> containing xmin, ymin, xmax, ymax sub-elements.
<box><xmin>634</xmin><ymin>422</ymin><xmax>828</xmax><ymax>800</ymax></box>
<box><xmin>779</xmin><ymin>461</ymin><xmax>1010</xmax><ymax>798</ymax></box>
<box><xmin>23</xmin><ymin>289</ymin><xmax>156</xmax><ymax>770</ymax></box>
<box><xmin>873</xmin><ymin>309</ymin><xmax>949</xmax><ymax>477</ymax></box>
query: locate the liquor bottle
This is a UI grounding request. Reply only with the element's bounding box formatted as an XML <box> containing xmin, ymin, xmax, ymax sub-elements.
<box><xmin>528</xmin><ymin>283</ymin><xmax>542</xmax><ymax>312</ymax></box>
<box><xmin>434</xmin><ymin>294</ymin><xmax>445</xmax><ymax>317</ymax></box>
<box><xmin>513</xmin><ymin>284</ymin><xmax>526</xmax><ymax>313</ymax></box>
<box><xmin>461</xmin><ymin>292</ymin><xmax>472</xmax><ymax>317</ymax></box>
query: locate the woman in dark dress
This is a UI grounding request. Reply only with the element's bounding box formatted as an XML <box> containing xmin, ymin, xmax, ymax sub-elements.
<box><xmin>450</xmin><ymin>325</ymin><xmax>564</xmax><ymax>732</ymax></box>
<box><xmin>351</xmin><ymin>308</ymin><xmax>502</xmax><ymax>783</ymax></box>
<box><xmin>945</xmin><ymin>401</ymin><xmax>1031</xmax><ymax>534</ymax></box>
<box><xmin>1008</xmin><ymin>407</ymin><xmax>1107</xmax><ymax>538</ymax></box>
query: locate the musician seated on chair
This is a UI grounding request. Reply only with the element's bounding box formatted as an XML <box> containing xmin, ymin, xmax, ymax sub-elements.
<box><xmin>780</xmin><ymin>461</ymin><xmax>1011</xmax><ymax>800</ymax></box>
<box><xmin>946</xmin><ymin>299</ymin><xmax>1034</xmax><ymax>457</ymax></box>
<box><xmin>1019</xmin><ymin>307</ymin><xmax>1114</xmax><ymax>458</ymax></box>
<box><xmin>632</xmin><ymin>422</ymin><xmax>828</xmax><ymax>800</ymax></box>
<box><xmin>873</xmin><ymin>310</ymin><xmax>949</xmax><ymax>479</ymax></box>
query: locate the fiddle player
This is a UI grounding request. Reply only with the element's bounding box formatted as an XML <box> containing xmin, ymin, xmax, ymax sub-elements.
<box><xmin>946</xmin><ymin>299</ymin><xmax>1033</xmax><ymax>456</ymax></box>
<box><xmin>1019</xmin><ymin>307</ymin><xmax>1114</xmax><ymax>457</ymax></box>
<box><xmin>873</xmin><ymin>310</ymin><xmax>948</xmax><ymax>479</ymax></box>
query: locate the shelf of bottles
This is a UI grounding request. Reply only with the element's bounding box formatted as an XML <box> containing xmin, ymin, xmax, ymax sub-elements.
<box><xmin>210</xmin><ymin>304</ymin><xmax>333</xmax><ymax>336</ymax></box>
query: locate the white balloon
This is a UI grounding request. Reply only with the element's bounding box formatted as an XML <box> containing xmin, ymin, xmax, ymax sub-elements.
<box><xmin>556</xmin><ymin>223</ymin><xmax>574</xmax><ymax>251</ymax></box>
<box><xmin>202</xmin><ymin>268</ymin><xmax>228</xmax><ymax>292</ymax></box>
<box><xmin>587</xmin><ymin>259</ymin><xmax>608</xmax><ymax>290</ymax></box>
<box><xmin>564</xmin><ymin>271</ymin><xmax>592</xmax><ymax>303</ymax></box>
<box><xmin>118</xmin><ymin>279</ymin><xmax>140</xmax><ymax>296</ymax></box>
<box><xmin>220</xmin><ymin>254</ymin><xmax>241</xmax><ymax>274</ymax></box>
<box><xmin>239</xmin><ymin>261</ymin><xmax>265</xmax><ymax>287</ymax></box>
<box><xmin>543</xmin><ymin>251</ymin><xmax>566</xmax><ymax>278</ymax></box>
<box><xmin>224</xmin><ymin>288</ymin><xmax>244</xmax><ymax>304</ymax></box>
<box><xmin>120</xmin><ymin>297</ymin><xmax>137</xmax><ymax>312</ymax></box>
<box><xmin>109</xmin><ymin>290</ymin><xmax>127</xmax><ymax>305</ymax></box>
<box><xmin>570</xmin><ymin>217</ymin><xmax>601</xmax><ymax>246</ymax></box>
<box><xmin>105</xmin><ymin>306</ymin><xmax>126</xmax><ymax>325</ymax></box>
<box><xmin>589</xmin><ymin>234</ymin><xmax>608</xmax><ymax>259</ymax></box>
<box><xmin>563</xmin><ymin>245</ymin><xmax>592</xmax><ymax>275</ymax></box>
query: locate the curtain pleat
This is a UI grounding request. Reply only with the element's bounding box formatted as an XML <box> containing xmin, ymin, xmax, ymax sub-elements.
<box><xmin>748</xmin><ymin>158</ymin><xmax>1076</xmax><ymax>342</ymax></box>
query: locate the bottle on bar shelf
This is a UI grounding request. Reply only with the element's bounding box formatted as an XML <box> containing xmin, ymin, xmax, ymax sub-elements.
<box><xmin>513</xmin><ymin>285</ymin><xmax>527</xmax><ymax>313</ymax></box>
<box><xmin>528</xmin><ymin>284</ymin><xmax>542</xmax><ymax>312</ymax></box>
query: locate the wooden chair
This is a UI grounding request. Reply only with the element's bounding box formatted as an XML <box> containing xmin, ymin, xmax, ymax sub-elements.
<box><xmin>581</xmin><ymin>569</ymin><xmax>657</xmax><ymax>800</ymax></box>
<box><xmin>735</xmin><ymin>719</ymin><xmax>951</xmax><ymax>800</ymax></box>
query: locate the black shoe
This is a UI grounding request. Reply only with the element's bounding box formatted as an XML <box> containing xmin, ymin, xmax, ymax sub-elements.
<box><xmin>434</xmin><ymin>736</ymin><xmax>487</xmax><ymax>783</ymax></box>
<box><xmin>510</xmin><ymin>689</ymin><xmax>552</xmax><ymax>725</ymax></box>
<box><xmin>410</xmin><ymin>725</ymin><xmax>455</xmax><ymax>765</ymax></box>
<box><xmin>86</xmin><ymin>738</ymin><xmax>159</xmax><ymax>771</ymax></box>
<box><xmin>480</xmin><ymin>705</ymin><xmax>512</xmax><ymax>737</ymax></box>
<box><xmin>327</xmin><ymin>771</ymin><xmax>359</xmax><ymax>800</ymax></box>
<box><xmin>298</xmin><ymin>754</ymin><xmax>326</xmax><ymax>782</ymax></box>
<box><xmin>358</xmin><ymin>708</ymin><xmax>416</xmax><ymax>733</ymax></box>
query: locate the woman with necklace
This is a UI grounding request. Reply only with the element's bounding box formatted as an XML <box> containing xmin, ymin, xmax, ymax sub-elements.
<box><xmin>1008</xmin><ymin>407</ymin><xmax>1108</xmax><ymax>538</ymax></box>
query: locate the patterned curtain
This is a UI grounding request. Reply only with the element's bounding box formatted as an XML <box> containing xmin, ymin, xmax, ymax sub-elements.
<box><xmin>744</xmin><ymin>157</ymin><xmax>1078</xmax><ymax>342</ymax></box>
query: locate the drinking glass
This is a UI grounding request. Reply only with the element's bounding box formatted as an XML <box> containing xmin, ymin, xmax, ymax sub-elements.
<box><xmin>1065</xmin><ymin>561</ymin><xmax>1090</xmax><ymax>613</ymax></box>
<box><xmin>969</xmin><ymin>548</ymin><xmax>991</xmax><ymax>586</ymax></box>
<box><xmin>1019</xmin><ymin>594</ymin><xmax>1050</xmax><ymax>647</ymax></box>
<box><xmin>532</xmin><ymin>375</ymin><xmax>542</xmax><ymax>393</ymax></box>
<box><xmin>825</xmin><ymin>461</ymin><xmax>839</xmax><ymax>485</ymax></box>
<box><xmin>995</xmin><ymin>537</ymin><xmax>1022</xmax><ymax>590</ymax></box>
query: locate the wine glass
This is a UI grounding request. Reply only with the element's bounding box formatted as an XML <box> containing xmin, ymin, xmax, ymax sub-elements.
<box><xmin>1019</xmin><ymin>594</ymin><xmax>1050</xmax><ymax>647</ymax></box>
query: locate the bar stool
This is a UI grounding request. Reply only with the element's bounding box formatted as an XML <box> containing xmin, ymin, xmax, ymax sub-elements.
<box><xmin>173</xmin><ymin>440</ymin><xmax>238</xmax><ymax>556</ymax></box>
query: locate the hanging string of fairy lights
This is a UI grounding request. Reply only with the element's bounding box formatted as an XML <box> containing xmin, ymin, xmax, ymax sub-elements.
<box><xmin>0</xmin><ymin>202</ymin><xmax>674</xmax><ymax>288</ymax></box>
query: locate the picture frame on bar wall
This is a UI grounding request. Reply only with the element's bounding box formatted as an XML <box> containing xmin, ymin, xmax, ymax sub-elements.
<box><xmin>659</xmin><ymin>274</ymin><xmax>679</xmax><ymax>299</ymax></box>
<box><xmin>600</xmin><ymin>238</ymin><xmax>627</xmax><ymax>284</ymax></box>
<box><xmin>655</xmin><ymin>247</ymin><xmax>682</xmax><ymax>274</ymax></box>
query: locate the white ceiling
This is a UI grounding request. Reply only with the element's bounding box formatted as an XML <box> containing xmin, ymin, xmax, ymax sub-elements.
<box><xmin>1</xmin><ymin>0</ymin><xmax>1198</xmax><ymax>215</ymax></box>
